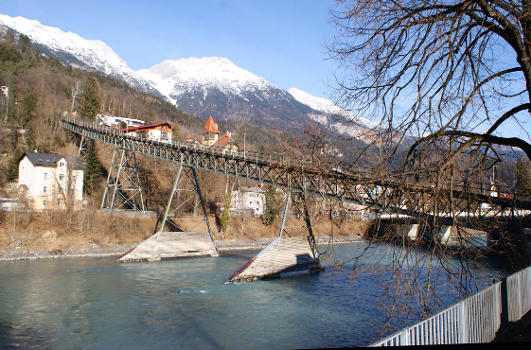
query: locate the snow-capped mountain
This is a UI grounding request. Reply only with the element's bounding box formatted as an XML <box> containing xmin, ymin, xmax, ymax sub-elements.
<box><xmin>138</xmin><ymin>57</ymin><xmax>275</xmax><ymax>103</ymax></box>
<box><xmin>288</xmin><ymin>87</ymin><xmax>380</xmax><ymax>141</ymax></box>
<box><xmin>137</xmin><ymin>57</ymin><xmax>316</xmax><ymax>128</ymax></box>
<box><xmin>0</xmin><ymin>14</ymin><xmax>159</xmax><ymax>95</ymax></box>
<box><xmin>0</xmin><ymin>12</ymin><xmax>378</xmax><ymax>139</ymax></box>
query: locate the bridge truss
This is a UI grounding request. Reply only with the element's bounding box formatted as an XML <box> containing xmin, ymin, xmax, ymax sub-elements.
<box><xmin>61</xmin><ymin>118</ymin><xmax>530</xmax><ymax>213</ymax></box>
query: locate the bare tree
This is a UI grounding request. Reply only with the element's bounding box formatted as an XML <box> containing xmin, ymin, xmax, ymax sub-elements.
<box><xmin>326</xmin><ymin>0</ymin><xmax>531</xmax><ymax>326</ymax></box>
<box><xmin>330</xmin><ymin>0</ymin><xmax>530</xmax><ymax>160</ymax></box>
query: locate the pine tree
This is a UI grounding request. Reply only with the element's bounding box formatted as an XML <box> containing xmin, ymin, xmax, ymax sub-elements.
<box><xmin>8</xmin><ymin>120</ymin><xmax>17</xmax><ymax>151</ymax></box>
<box><xmin>24</xmin><ymin>123</ymin><xmax>36</xmax><ymax>151</ymax></box>
<box><xmin>515</xmin><ymin>158</ymin><xmax>531</xmax><ymax>199</ymax></box>
<box><xmin>20</xmin><ymin>92</ymin><xmax>38</xmax><ymax>127</ymax></box>
<box><xmin>262</xmin><ymin>186</ymin><xmax>279</xmax><ymax>226</ymax></box>
<box><xmin>84</xmin><ymin>140</ymin><xmax>103</xmax><ymax>195</ymax></box>
<box><xmin>6</xmin><ymin>149</ymin><xmax>23</xmax><ymax>182</ymax></box>
<box><xmin>220</xmin><ymin>193</ymin><xmax>232</xmax><ymax>233</ymax></box>
<box><xmin>79</xmin><ymin>77</ymin><xmax>101</xmax><ymax>120</ymax></box>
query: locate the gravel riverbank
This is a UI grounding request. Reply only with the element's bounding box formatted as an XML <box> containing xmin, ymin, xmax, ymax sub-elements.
<box><xmin>0</xmin><ymin>235</ymin><xmax>363</xmax><ymax>261</ymax></box>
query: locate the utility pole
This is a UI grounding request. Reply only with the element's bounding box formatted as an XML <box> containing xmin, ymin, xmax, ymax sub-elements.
<box><xmin>243</xmin><ymin>132</ymin><xmax>246</xmax><ymax>160</ymax></box>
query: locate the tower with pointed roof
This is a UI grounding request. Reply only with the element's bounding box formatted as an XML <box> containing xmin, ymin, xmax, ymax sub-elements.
<box><xmin>202</xmin><ymin>116</ymin><xmax>221</xmax><ymax>146</ymax></box>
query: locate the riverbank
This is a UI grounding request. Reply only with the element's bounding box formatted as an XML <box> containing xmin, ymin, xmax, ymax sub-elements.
<box><xmin>0</xmin><ymin>209</ymin><xmax>367</xmax><ymax>261</ymax></box>
<box><xmin>0</xmin><ymin>235</ymin><xmax>363</xmax><ymax>261</ymax></box>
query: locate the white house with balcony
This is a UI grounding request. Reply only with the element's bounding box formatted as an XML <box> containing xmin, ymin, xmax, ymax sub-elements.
<box><xmin>230</xmin><ymin>186</ymin><xmax>265</xmax><ymax>216</ymax></box>
<box><xmin>18</xmin><ymin>151</ymin><xmax>85</xmax><ymax>210</ymax></box>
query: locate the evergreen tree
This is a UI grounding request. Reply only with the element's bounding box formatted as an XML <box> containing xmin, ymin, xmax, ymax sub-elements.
<box><xmin>20</xmin><ymin>92</ymin><xmax>38</xmax><ymax>127</ymax></box>
<box><xmin>262</xmin><ymin>186</ymin><xmax>279</xmax><ymax>226</ymax></box>
<box><xmin>84</xmin><ymin>140</ymin><xmax>103</xmax><ymax>195</ymax></box>
<box><xmin>8</xmin><ymin>120</ymin><xmax>17</xmax><ymax>151</ymax></box>
<box><xmin>220</xmin><ymin>193</ymin><xmax>232</xmax><ymax>233</ymax></box>
<box><xmin>24</xmin><ymin>123</ymin><xmax>36</xmax><ymax>151</ymax></box>
<box><xmin>79</xmin><ymin>77</ymin><xmax>101</xmax><ymax>120</ymax></box>
<box><xmin>6</xmin><ymin>149</ymin><xmax>23</xmax><ymax>182</ymax></box>
<box><xmin>515</xmin><ymin>158</ymin><xmax>531</xmax><ymax>199</ymax></box>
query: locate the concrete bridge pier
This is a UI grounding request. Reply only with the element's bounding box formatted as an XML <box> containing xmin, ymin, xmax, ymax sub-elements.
<box><xmin>119</xmin><ymin>162</ymin><xmax>219</xmax><ymax>262</ymax></box>
<box><xmin>227</xmin><ymin>191</ymin><xmax>322</xmax><ymax>283</ymax></box>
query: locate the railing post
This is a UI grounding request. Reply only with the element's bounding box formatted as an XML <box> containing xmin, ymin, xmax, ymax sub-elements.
<box><xmin>500</xmin><ymin>277</ymin><xmax>509</xmax><ymax>325</ymax></box>
<box><xmin>401</xmin><ymin>328</ymin><xmax>409</xmax><ymax>346</ymax></box>
<box><xmin>459</xmin><ymin>300</ymin><xmax>468</xmax><ymax>344</ymax></box>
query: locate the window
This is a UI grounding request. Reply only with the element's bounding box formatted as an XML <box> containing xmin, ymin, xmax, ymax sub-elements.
<box><xmin>72</xmin><ymin>175</ymin><xmax>76</xmax><ymax>183</ymax></box>
<box><xmin>43</xmin><ymin>173</ymin><xmax>47</xmax><ymax>180</ymax></box>
<box><xmin>42</xmin><ymin>200</ymin><xmax>47</xmax><ymax>207</ymax></box>
<box><xmin>59</xmin><ymin>174</ymin><xmax>64</xmax><ymax>181</ymax></box>
<box><xmin>43</xmin><ymin>186</ymin><xmax>47</xmax><ymax>193</ymax></box>
<box><xmin>57</xmin><ymin>199</ymin><xmax>61</xmax><ymax>206</ymax></box>
<box><xmin>59</xmin><ymin>161</ymin><xmax>64</xmax><ymax>167</ymax></box>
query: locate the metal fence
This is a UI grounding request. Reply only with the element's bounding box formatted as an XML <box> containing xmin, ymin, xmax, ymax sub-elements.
<box><xmin>508</xmin><ymin>266</ymin><xmax>531</xmax><ymax>322</ymax></box>
<box><xmin>371</xmin><ymin>266</ymin><xmax>531</xmax><ymax>346</ymax></box>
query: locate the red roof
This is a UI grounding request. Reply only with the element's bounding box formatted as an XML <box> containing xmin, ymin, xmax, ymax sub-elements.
<box><xmin>214</xmin><ymin>131</ymin><xmax>232</xmax><ymax>147</ymax></box>
<box><xmin>203</xmin><ymin>116</ymin><xmax>220</xmax><ymax>134</ymax></box>
<box><xmin>120</xmin><ymin>122</ymin><xmax>171</xmax><ymax>133</ymax></box>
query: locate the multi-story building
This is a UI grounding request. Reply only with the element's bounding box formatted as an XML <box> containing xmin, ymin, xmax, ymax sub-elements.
<box><xmin>18</xmin><ymin>151</ymin><xmax>85</xmax><ymax>210</ymax></box>
<box><xmin>230</xmin><ymin>186</ymin><xmax>265</xmax><ymax>216</ymax></box>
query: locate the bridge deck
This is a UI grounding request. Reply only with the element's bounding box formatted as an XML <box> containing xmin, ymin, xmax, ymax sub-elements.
<box><xmin>61</xmin><ymin>118</ymin><xmax>531</xmax><ymax>211</ymax></box>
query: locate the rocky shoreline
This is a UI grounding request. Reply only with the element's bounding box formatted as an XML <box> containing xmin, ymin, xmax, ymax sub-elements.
<box><xmin>0</xmin><ymin>235</ymin><xmax>363</xmax><ymax>262</ymax></box>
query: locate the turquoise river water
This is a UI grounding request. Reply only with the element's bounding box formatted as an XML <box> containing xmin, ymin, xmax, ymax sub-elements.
<box><xmin>0</xmin><ymin>242</ymin><xmax>510</xmax><ymax>349</ymax></box>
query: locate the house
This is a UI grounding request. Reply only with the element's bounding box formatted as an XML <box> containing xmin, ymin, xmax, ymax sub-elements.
<box><xmin>18</xmin><ymin>151</ymin><xmax>85</xmax><ymax>210</ymax></box>
<box><xmin>202</xmin><ymin>116</ymin><xmax>221</xmax><ymax>146</ymax></box>
<box><xmin>201</xmin><ymin>116</ymin><xmax>238</xmax><ymax>153</ymax></box>
<box><xmin>96</xmin><ymin>113</ymin><xmax>145</xmax><ymax>128</ymax></box>
<box><xmin>120</xmin><ymin>122</ymin><xmax>173</xmax><ymax>143</ymax></box>
<box><xmin>230</xmin><ymin>186</ymin><xmax>265</xmax><ymax>216</ymax></box>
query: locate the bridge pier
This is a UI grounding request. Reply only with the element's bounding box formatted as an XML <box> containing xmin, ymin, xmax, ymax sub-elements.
<box><xmin>101</xmin><ymin>147</ymin><xmax>145</xmax><ymax>212</ymax></box>
<box><xmin>119</xmin><ymin>162</ymin><xmax>219</xmax><ymax>262</ymax></box>
<box><xmin>227</xmin><ymin>191</ymin><xmax>322</xmax><ymax>283</ymax></box>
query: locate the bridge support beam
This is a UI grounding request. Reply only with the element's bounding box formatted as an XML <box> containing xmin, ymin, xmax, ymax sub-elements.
<box><xmin>101</xmin><ymin>147</ymin><xmax>145</xmax><ymax>212</ymax></box>
<box><xmin>227</xmin><ymin>191</ymin><xmax>322</xmax><ymax>283</ymax></box>
<box><xmin>118</xmin><ymin>163</ymin><xmax>218</xmax><ymax>262</ymax></box>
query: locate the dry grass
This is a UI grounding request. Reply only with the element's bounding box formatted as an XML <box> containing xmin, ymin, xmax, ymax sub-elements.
<box><xmin>176</xmin><ymin>213</ymin><xmax>369</xmax><ymax>241</ymax></box>
<box><xmin>0</xmin><ymin>208</ymin><xmax>369</xmax><ymax>255</ymax></box>
<box><xmin>0</xmin><ymin>209</ymin><xmax>154</xmax><ymax>253</ymax></box>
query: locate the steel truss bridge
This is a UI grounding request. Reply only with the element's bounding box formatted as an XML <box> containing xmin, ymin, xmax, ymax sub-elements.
<box><xmin>61</xmin><ymin>118</ymin><xmax>530</xmax><ymax>213</ymax></box>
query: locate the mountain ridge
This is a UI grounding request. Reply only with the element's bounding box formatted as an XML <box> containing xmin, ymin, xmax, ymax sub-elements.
<box><xmin>0</xmin><ymin>13</ymin><xmax>376</xmax><ymax>139</ymax></box>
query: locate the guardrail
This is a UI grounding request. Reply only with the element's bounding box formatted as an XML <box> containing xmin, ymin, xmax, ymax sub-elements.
<box><xmin>508</xmin><ymin>266</ymin><xmax>531</xmax><ymax>322</ymax></box>
<box><xmin>370</xmin><ymin>266</ymin><xmax>531</xmax><ymax>346</ymax></box>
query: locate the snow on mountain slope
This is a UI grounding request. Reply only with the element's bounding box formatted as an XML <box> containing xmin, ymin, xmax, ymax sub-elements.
<box><xmin>0</xmin><ymin>13</ymin><xmax>155</xmax><ymax>93</ymax></box>
<box><xmin>288</xmin><ymin>87</ymin><xmax>378</xmax><ymax>129</ymax></box>
<box><xmin>137</xmin><ymin>57</ymin><xmax>275</xmax><ymax>101</ymax></box>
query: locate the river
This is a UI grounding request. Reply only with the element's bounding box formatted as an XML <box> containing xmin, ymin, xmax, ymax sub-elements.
<box><xmin>0</xmin><ymin>242</ymin><xmax>510</xmax><ymax>349</ymax></box>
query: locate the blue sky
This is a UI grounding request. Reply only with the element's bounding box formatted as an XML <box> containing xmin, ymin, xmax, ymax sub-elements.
<box><xmin>1</xmin><ymin>1</ymin><xmax>528</xmax><ymax>141</ymax></box>
<box><xmin>1</xmin><ymin>0</ymin><xmax>338</xmax><ymax>98</ymax></box>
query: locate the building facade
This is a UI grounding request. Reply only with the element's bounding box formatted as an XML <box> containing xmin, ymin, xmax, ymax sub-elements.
<box><xmin>201</xmin><ymin>116</ymin><xmax>238</xmax><ymax>153</ymax></box>
<box><xmin>18</xmin><ymin>151</ymin><xmax>85</xmax><ymax>210</ymax></box>
<box><xmin>121</xmin><ymin>122</ymin><xmax>173</xmax><ymax>143</ymax></box>
<box><xmin>230</xmin><ymin>186</ymin><xmax>265</xmax><ymax>216</ymax></box>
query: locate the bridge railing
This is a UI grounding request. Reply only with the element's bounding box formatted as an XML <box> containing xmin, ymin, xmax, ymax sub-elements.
<box><xmin>64</xmin><ymin>118</ymin><xmax>314</xmax><ymax>167</ymax></box>
<box><xmin>61</xmin><ymin>118</ymin><xmax>531</xmax><ymax>209</ymax></box>
<box><xmin>370</xmin><ymin>266</ymin><xmax>531</xmax><ymax>346</ymax></box>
